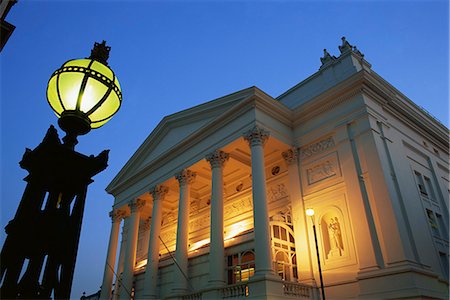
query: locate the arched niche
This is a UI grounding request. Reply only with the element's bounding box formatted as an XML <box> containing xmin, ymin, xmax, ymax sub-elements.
<box><xmin>318</xmin><ymin>206</ymin><xmax>346</xmax><ymax>260</ymax></box>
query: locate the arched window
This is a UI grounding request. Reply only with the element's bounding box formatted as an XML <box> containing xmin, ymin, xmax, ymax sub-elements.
<box><xmin>271</xmin><ymin>222</ymin><xmax>297</xmax><ymax>281</ymax></box>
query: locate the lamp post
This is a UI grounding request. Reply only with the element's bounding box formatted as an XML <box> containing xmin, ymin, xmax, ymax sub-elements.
<box><xmin>306</xmin><ymin>208</ymin><xmax>326</xmax><ymax>300</ymax></box>
<box><xmin>0</xmin><ymin>41</ymin><xmax>122</xmax><ymax>299</ymax></box>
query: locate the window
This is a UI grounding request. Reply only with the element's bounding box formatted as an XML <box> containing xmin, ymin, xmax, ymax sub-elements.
<box><xmin>426</xmin><ymin>209</ymin><xmax>440</xmax><ymax>237</ymax></box>
<box><xmin>424</xmin><ymin>177</ymin><xmax>437</xmax><ymax>202</ymax></box>
<box><xmin>271</xmin><ymin>223</ymin><xmax>297</xmax><ymax>281</ymax></box>
<box><xmin>227</xmin><ymin>250</ymin><xmax>255</xmax><ymax>284</ymax></box>
<box><xmin>414</xmin><ymin>171</ymin><xmax>428</xmax><ymax>196</ymax></box>
<box><xmin>436</xmin><ymin>213</ymin><xmax>448</xmax><ymax>241</ymax></box>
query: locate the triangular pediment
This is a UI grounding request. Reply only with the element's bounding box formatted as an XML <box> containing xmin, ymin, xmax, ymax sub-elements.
<box><xmin>107</xmin><ymin>87</ymin><xmax>258</xmax><ymax>193</ymax></box>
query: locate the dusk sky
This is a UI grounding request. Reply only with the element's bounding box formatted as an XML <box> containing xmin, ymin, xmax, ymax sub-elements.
<box><xmin>1</xmin><ymin>0</ymin><xmax>448</xmax><ymax>298</ymax></box>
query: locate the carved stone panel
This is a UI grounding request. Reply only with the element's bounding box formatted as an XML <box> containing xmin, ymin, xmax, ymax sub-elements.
<box><xmin>267</xmin><ymin>183</ymin><xmax>288</xmax><ymax>203</ymax></box>
<box><xmin>224</xmin><ymin>196</ymin><xmax>253</xmax><ymax>219</ymax></box>
<box><xmin>299</xmin><ymin>137</ymin><xmax>335</xmax><ymax>160</ymax></box>
<box><xmin>302</xmin><ymin>152</ymin><xmax>342</xmax><ymax>194</ymax></box>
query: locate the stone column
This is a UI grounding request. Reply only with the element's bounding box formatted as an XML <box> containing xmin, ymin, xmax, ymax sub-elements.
<box><xmin>100</xmin><ymin>209</ymin><xmax>126</xmax><ymax>300</ymax></box>
<box><xmin>172</xmin><ymin>169</ymin><xmax>196</xmax><ymax>294</ymax></box>
<box><xmin>112</xmin><ymin>218</ymin><xmax>128</xmax><ymax>300</ymax></box>
<box><xmin>143</xmin><ymin>185</ymin><xmax>169</xmax><ymax>299</ymax></box>
<box><xmin>142</xmin><ymin>217</ymin><xmax>152</xmax><ymax>260</ymax></box>
<box><xmin>243</xmin><ymin>126</ymin><xmax>275</xmax><ymax>278</ymax></box>
<box><xmin>282</xmin><ymin>148</ymin><xmax>315</xmax><ymax>284</ymax></box>
<box><xmin>120</xmin><ymin>199</ymin><xmax>145</xmax><ymax>300</ymax></box>
<box><xmin>206</xmin><ymin>150</ymin><xmax>229</xmax><ymax>288</ymax></box>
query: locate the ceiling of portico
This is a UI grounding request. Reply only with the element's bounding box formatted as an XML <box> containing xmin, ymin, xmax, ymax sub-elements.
<box><xmin>137</xmin><ymin>135</ymin><xmax>292</xmax><ymax>219</ymax></box>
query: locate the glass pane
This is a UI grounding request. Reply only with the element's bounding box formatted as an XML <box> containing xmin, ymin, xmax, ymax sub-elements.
<box><xmin>281</xmin><ymin>228</ymin><xmax>287</xmax><ymax>241</ymax></box>
<box><xmin>91</xmin><ymin>61</ymin><xmax>114</xmax><ymax>81</ymax></box>
<box><xmin>88</xmin><ymin>92</ymin><xmax>120</xmax><ymax>123</ymax></box>
<box><xmin>273</xmin><ymin>225</ymin><xmax>280</xmax><ymax>239</ymax></box>
<box><xmin>64</xmin><ymin>59</ymin><xmax>91</xmax><ymax>68</ymax></box>
<box><xmin>47</xmin><ymin>75</ymin><xmax>63</xmax><ymax>115</ymax></box>
<box><xmin>80</xmin><ymin>78</ymin><xmax>108</xmax><ymax>113</ymax></box>
<box><xmin>58</xmin><ymin>72</ymin><xmax>84</xmax><ymax>110</ymax></box>
<box><xmin>241</xmin><ymin>251</ymin><xmax>254</xmax><ymax>263</ymax></box>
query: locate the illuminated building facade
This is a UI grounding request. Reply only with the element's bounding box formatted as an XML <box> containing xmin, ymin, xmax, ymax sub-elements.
<box><xmin>100</xmin><ymin>38</ymin><xmax>449</xmax><ymax>299</ymax></box>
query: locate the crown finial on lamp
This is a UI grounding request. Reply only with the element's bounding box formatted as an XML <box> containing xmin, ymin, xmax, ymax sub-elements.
<box><xmin>89</xmin><ymin>40</ymin><xmax>111</xmax><ymax>65</ymax></box>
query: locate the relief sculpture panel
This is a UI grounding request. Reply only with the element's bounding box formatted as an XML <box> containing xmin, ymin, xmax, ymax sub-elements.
<box><xmin>302</xmin><ymin>151</ymin><xmax>342</xmax><ymax>194</ymax></box>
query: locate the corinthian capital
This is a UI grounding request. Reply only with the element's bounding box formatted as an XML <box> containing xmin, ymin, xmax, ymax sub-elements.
<box><xmin>206</xmin><ymin>150</ymin><xmax>229</xmax><ymax>169</ymax></box>
<box><xmin>282</xmin><ymin>148</ymin><xmax>299</xmax><ymax>165</ymax></box>
<box><xmin>128</xmin><ymin>198</ymin><xmax>146</xmax><ymax>213</ymax></box>
<box><xmin>109</xmin><ymin>209</ymin><xmax>126</xmax><ymax>223</ymax></box>
<box><xmin>150</xmin><ymin>185</ymin><xmax>169</xmax><ymax>201</ymax></box>
<box><xmin>243</xmin><ymin>126</ymin><xmax>270</xmax><ymax>147</ymax></box>
<box><xmin>175</xmin><ymin>169</ymin><xmax>196</xmax><ymax>186</ymax></box>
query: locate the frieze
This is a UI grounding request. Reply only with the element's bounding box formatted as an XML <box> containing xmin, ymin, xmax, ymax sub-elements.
<box><xmin>303</xmin><ymin>152</ymin><xmax>341</xmax><ymax>186</ymax></box>
<box><xmin>159</xmin><ymin>231</ymin><xmax>176</xmax><ymax>244</ymax></box>
<box><xmin>162</xmin><ymin>211</ymin><xmax>176</xmax><ymax>226</ymax></box>
<box><xmin>300</xmin><ymin>137</ymin><xmax>335</xmax><ymax>159</ymax></box>
<box><xmin>224</xmin><ymin>197</ymin><xmax>253</xmax><ymax>218</ymax></box>
<box><xmin>189</xmin><ymin>215</ymin><xmax>210</xmax><ymax>231</ymax></box>
<box><xmin>267</xmin><ymin>184</ymin><xmax>288</xmax><ymax>202</ymax></box>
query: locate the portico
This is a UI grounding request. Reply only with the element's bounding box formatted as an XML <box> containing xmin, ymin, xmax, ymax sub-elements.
<box><xmin>101</xmin><ymin>115</ymin><xmax>311</xmax><ymax>299</ymax></box>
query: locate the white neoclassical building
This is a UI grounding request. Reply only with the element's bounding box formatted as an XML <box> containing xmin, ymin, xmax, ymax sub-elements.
<box><xmin>100</xmin><ymin>38</ymin><xmax>449</xmax><ymax>300</ymax></box>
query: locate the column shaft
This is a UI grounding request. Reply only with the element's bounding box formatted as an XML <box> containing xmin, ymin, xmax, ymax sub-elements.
<box><xmin>143</xmin><ymin>185</ymin><xmax>168</xmax><ymax>299</ymax></box>
<box><xmin>120</xmin><ymin>199</ymin><xmax>145</xmax><ymax>299</ymax></box>
<box><xmin>100</xmin><ymin>209</ymin><xmax>125</xmax><ymax>300</ymax></box>
<box><xmin>206</xmin><ymin>150</ymin><xmax>229</xmax><ymax>287</ymax></box>
<box><xmin>244</xmin><ymin>126</ymin><xmax>274</xmax><ymax>278</ymax></box>
<box><xmin>173</xmin><ymin>170</ymin><xmax>196</xmax><ymax>294</ymax></box>
<box><xmin>112</xmin><ymin>219</ymin><xmax>127</xmax><ymax>300</ymax></box>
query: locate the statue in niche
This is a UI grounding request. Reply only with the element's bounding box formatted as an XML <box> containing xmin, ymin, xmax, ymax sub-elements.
<box><xmin>328</xmin><ymin>217</ymin><xmax>344</xmax><ymax>256</ymax></box>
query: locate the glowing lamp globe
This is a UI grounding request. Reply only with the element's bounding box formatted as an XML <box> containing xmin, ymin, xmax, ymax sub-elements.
<box><xmin>305</xmin><ymin>208</ymin><xmax>315</xmax><ymax>217</ymax></box>
<box><xmin>46</xmin><ymin>41</ymin><xmax>122</xmax><ymax>146</ymax></box>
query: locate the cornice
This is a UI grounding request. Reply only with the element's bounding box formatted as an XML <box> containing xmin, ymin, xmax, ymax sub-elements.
<box><xmin>292</xmin><ymin>71</ymin><xmax>367</xmax><ymax>125</ymax></box>
<box><xmin>292</xmin><ymin>70</ymin><xmax>448</xmax><ymax>151</ymax></box>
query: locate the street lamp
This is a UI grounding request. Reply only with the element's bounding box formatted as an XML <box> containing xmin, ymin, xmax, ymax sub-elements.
<box><xmin>47</xmin><ymin>40</ymin><xmax>122</xmax><ymax>148</ymax></box>
<box><xmin>0</xmin><ymin>41</ymin><xmax>121</xmax><ymax>299</ymax></box>
<box><xmin>306</xmin><ymin>208</ymin><xmax>326</xmax><ymax>300</ymax></box>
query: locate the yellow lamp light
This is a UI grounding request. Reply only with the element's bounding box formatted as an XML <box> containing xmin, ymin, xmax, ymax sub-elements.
<box><xmin>305</xmin><ymin>208</ymin><xmax>315</xmax><ymax>217</ymax></box>
<box><xmin>46</xmin><ymin>41</ymin><xmax>122</xmax><ymax>147</ymax></box>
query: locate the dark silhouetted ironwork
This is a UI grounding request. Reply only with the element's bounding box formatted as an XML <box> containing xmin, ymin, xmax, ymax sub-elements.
<box><xmin>0</xmin><ymin>126</ymin><xmax>108</xmax><ymax>299</ymax></box>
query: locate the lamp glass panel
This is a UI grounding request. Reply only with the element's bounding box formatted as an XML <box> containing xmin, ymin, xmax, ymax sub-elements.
<box><xmin>91</xmin><ymin>61</ymin><xmax>113</xmax><ymax>81</ymax></box>
<box><xmin>91</xmin><ymin>116</ymin><xmax>113</xmax><ymax>128</ymax></box>
<box><xmin>47</xmin><ymin>75</ymin><xmax>64</xmax><ymax>115</ymax></box>
<box><xmin>80</xmin><ymin>77</ymin><xmax>108</xmax><ymax>113</ymax></box>
<box><xmin>58</xmin><ymin>72</ymin><xmax>85</xmax><ymax>110</ymax></box>
<box><xmin>64</xmin><ymin>59</ymin><xmax>91</xmax><ymax>68</ymax></box>
<box><xmin>87</xmin><ymin>92</ymin><xmax>120</xmax><ymax>122</ymax></box>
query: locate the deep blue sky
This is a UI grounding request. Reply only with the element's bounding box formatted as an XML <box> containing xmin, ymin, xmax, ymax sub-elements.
<box><xmin>1</xmin><ymin>0</ymin><xmax>448</xmax><ymax>298</ymax></box>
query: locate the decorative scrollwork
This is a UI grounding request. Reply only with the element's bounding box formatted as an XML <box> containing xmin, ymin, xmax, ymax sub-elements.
<box><xmin>282</xmin><ymin>148</ymin><xmax>299</xmax><ymax>165</ymax></box>
<box><xmin>149</xmin><ymin>185</ymin><xmax>169</xmax><ymax>201</ymax></box>
<box><xmin>128</xmin><ymin>198</ymin><xmax>146</xmax><ymax>213</ymax></box>
<box><xmin>175</xmin><ymin>169</ymin><xmax>196</xmax><ymax>186</ymax></box>
<box><xmin>109</xmin><ymin>209</ymin><xmax>126</xmax><ymax>223</ymax></box>
<box><xmin>243</xmin><ymin>126</ymin><xmax>270</xmax><ymax>147</ymax></box>
<box><xmin>206</xmin><ymin>150</ymin><xmax>229</xmax><ymax>169</ymax></box>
